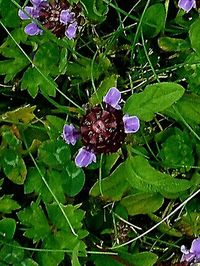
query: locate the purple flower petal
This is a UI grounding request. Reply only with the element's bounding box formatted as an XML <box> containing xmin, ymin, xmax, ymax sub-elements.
<box><xmin>60</xmin><ymin>10</ymin><xmax>75</xmax><ymax>24</ymax></box>
<box><xmin>65</xmin><ymin>22</ymin><xmax>77</xmax><ymax>39</ymax></box>
<box><xmin>24</xmin><ymin>23</ymin><xmax>42</xmax><ymax>36</ymax></box>
<box><xmin>103</xmin><ymin>87</ymin><xmax>121</xmax><ymax>110</ymax></box>
<box><xmin>123</xmin><ymin>115</ymin><xmax>140</xmax><ymax>133</ymax></box>
<box><xmin>30</xmin><ymin>0</ymin><xmax>47</xmax><ymax>6</ymax></box>
<box><xmin>62</xmin><ymin>124</ymin><xmax>79</xmax><ymax>146</ymax></box>
<box><xmin>180</xmin><ymin>252</ymin><xmax>195</xmax><ymax>262</ymax></box>
<box><xmin>178</xmin><ymin>0</ymin><xmax>196</xmax><ymax>12</ymax></box>
<box><xmin>75</xmin><ymin>148</ymin><xmax>96</xmax><ymax>167</ymax></box>
<box><xmin>190</xmin><ymin>238</ymin><xmax>200</xmax><ymax>255</ymax></box>
<box><xmin>18</xmin><ymin>6</ymin><xmax>34</xmax><ymax>20</ymax></box>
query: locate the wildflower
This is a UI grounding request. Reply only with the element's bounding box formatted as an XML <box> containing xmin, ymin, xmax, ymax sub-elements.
<box><xmin>178</xmin><ymin>0</ymin><xmax>196</xmax><ymax>13</ymax></box>
<box><xmin>62</xmin><ymin>87</ymin><xmax>140</xmax><ymax>167</ymax></box>
<box><xmin>18</xmin><ymin>0</ymin><xmax>83</xmax><ymax>38</ymax></box>
<box><xmin>181</xmin><ymin>238</ymin><xmax>200</xmax><ymax>263</ymax></box>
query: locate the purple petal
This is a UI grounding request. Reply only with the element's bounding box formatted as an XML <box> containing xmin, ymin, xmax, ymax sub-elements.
<box><xmin>65</xmin><ymin>22</ymin><xmax>77</xmax><ymax>39</ymax></box>
<box><xmin>103</xmin><ymin>87</ymin><xmax>121</xmax><ymax>110</ymax></box>
<box><xmin>60</xmin><ymin>10</ymin><xmax>75</xmax><ymax>24</ymax></box>
<box><xmin>62</xmin><ymin>124</ymin><xmax>79</xmax><ymax>146</ymax></box>
<box><xmin>180</xmin><ymin>252</ymin><xmax>195</xmax><ymax>262</ymax></box>
<box><xmin>123</xmin><ymin>115</ymin><xmax>140</xmax><ymax>133</ymax></box>
<box><xmin>24</xmin><ymin>23</ymin><xmax>42</xmax><ymax>36</ymax></box>
<box><xmin>30</xmin><ymin>0</ymin><xmax>47</xmax><ymax>6</ymax></box>
<box><xmin>75</xmin><ymin>148</ymin><xmax>96</xmax><ymax>167</ymax></box>
<box><xmin>190</xmin><ymin>238</ymin><xmax>200</xmax><ymax>256</ymax></box>
<box><xmin>178</xmin><ymin>0</ymin><xmax>196</xmax><ymax>12</ymax></box>
<box><xmin>18</xmin><ymin>6</ymin><xmax>34</xmax><ymax>20</ymax></box>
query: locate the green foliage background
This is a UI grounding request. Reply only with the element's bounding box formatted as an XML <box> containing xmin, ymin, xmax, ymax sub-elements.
<box><xmin>0</xmin><ymin>0</ymin><xmax>200</xmax><ymax>265</ymax></box>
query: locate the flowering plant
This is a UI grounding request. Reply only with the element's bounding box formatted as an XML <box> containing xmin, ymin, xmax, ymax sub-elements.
<box><xmin>62</xmin><ymin>87</ymin><xmax>140</xmax><ymax>167</ymax></box>
<box><xmin>181</xmin><ymin>238</ymin><xmax>200</xmax><ymax>264</ymax></box>
<box><xmin>18</xmin><ymin>0</ymin><xmax>83</xmax><ymax>38</ymax></box>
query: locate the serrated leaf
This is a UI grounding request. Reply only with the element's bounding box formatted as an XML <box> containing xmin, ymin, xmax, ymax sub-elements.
<box><xmin>125</xmin><ymin>156</ymin><xmax>191</xmax><ymax>195</ymax></box>
<box><xmin>0</xmin><ymin>218</ymin><xmax>16</xmax><ymax>239</ymax></box>
<box><xmin>90</xmin><ymin>162</ymin><xmax>129</xmax><ymax>201</ymax></box>
<box><xmin>0</xmin><ymin>240</ymin><xmax>24</xmax><ymax>264</ymax></box>
<box><xmin>17</xmin><ymin>202</ymin><xmax>50</xmax><ymax>242</ymax></box>
<box><xmin>0</xmin><ymin>1</ymin><xmax>20</xmax><ymax>28</ymax></box>
<box><xmin>0</xmin><ymin>195</ymin><xmax>20</xmax><ymax>214</ymax></box>
<box><xmin>21</xmin><ymin>67</ymin><xmax>56</xmax><ymax>98</ymax></box>
<box><xmin>142</xmin><ymin>4</ymin><xmax>166</xmax><ymax>38</ymax></box>
<box><xmin>124</xmin><ymin>82</ymin><xmax>185</xmax><ymax>121</ymax></box>
<box><xmin>121</xmin><ymin>192</ymin><xmax>164</xmax><ymax>216</ymax></box>
<box><xmin>45</xmin><ymin>115</ymin><xmax>66</xmax><ymax>139</ymax></box>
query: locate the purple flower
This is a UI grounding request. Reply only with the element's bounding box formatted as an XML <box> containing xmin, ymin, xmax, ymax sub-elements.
<box><xmin>103</xmin><ymin>87</ymin><xmax>121</xmax><ymax>110</ymax></box>
<box><xmin>178</xmin><ymin>0</ymin><xmax>196</xmax><ymax>12</ymax></box>
<box><xmin>60</xmin><ymin>10</ymin><xmax>75</xmax><ymax>24</ymax></box>
<box><xmin>123</xmin><ymin>115</ymin><xmax>140</xmax><ymax>133</ymax></box>
<box><xmin>75</xmin><ymin>148</ymin><xmax>96</xmax><ymax>167</ymax></box>
<box><xmin>181</xmin><ymin>238</ymin><xmax>200</xmax><ymax>263</ymax></box>
<box><xmin>65</xmin><ymin>22</ymin><xmax>78</xmax><ymax>39</ymax></box>
<box><xmin>62</xmin><ymin>87</ymin><xmax>140</xmax><ymax>168</ymax></box>
<box><xmin>18</xmin><ymin>0</ymin><xmax>83</xmax><ymax>39</ymax></box>
<box><xmin>24</xmin><ymin>22</ymin><xmax>42</xmax><ymax>36</ymax></box>
<box><xmin>62</xmin><ymin>124</ymin><xmax>79</xmax><ymax>146</ymax></box>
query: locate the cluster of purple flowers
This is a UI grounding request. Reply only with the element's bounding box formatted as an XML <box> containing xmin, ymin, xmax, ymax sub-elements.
<box><xmin>62</xmin><ymin>87</ymin><xmax>140</xmax><ymax>168</ymax></box>
<box><xmin>18</xmin><ymin>0</ymin><xmax>83</xmax><ymax>39</ymax></box>
<box><xmin>178</xmin><ymin>0</ymin><xmax>196</xmax><ymax>12</ymax></box>
<box><xmin>181</xmin><ymin>238</ymin><xmax>200</xmax><ymax>264</ymax></box>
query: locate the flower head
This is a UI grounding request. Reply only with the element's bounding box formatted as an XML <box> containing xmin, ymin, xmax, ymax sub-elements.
<box><xmin>181</xmin><ymin>238</ymin><xmax>200</xmax><ymax>263</ymax></box>
<box><xmin>178</xmin><ymin>0</ymin><xmax>196</xmax><ymax>12</ymax></box>
<box><xmin>63</xmin><ymin>87</ymin><xmax>140</xmax><ymax>167</ymax></box>
<box><xmin>18</xmin><ymin>0</ymin><xmax>83</xmax><ymax>39</ymax></box>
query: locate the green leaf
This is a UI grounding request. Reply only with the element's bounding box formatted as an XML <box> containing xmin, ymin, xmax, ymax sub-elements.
<box><xmin>45</xmin><ymin>115</ymin><xmax>66</xmax><ymax>139</ymax></box>
<box><xmin>158</xmin><ymin>37</ymin><xmax>190</xmax><ymax>52</ymax></box>
<box><xmin>81</xmin><ymin>0</ymin><xmax>108</xmax><ymax>23</ymax></box>
<box><xmin>142</xmin><ymin>4</ymin><xmax>166</xmax><ymax>38</ymax></box>
<box><xmin>125</xmin><ymin>156</ymin><xmax>191</xmax><ymax>195</ymax></box>
<box><xmin>0</xmin><ymin>195</ymin><xmax>20</xmax><ymax>214</ymax></box>
<box><xmin>159</xmin><ymin>128</ymin><xmax>194</xmax><ymax>169</ymax></box>
<box><xmin>2</xmin><ymin>148</ymin><xmax>27</xmax><ymax>185</ymax></box>
<box><xmin>17</xmin><ymin>202</ymin><xmax>51</xmax><ymax>242</ymax></box>
<box><xmin>63</xmin><ymin>161</ymin><xmax>85</xmax><ymax>197</ymax></box>
<box><xmin>89</xmin><ymin>74</ymin><xmax>118</xmax><ymax>105</ymax></box>
<box><xmin>66</xmin><ymin>55</ymin><xmax>110</xmax><ymax>83</ymax></box>
<box><xmin>119</xmin><ymin>251</ymin><xmax>158</xmax><ymax>266</ymax></box>
<box><xmin>38</xmin><ymin>139</ymin><xmax>71</xmax><ymax>169</ymax></box>
<box><xmin>163</xmin><ymin>93</ymin><xmax>200</xmax><ymax>125</ymax></box>
<box><xmin>0</xmin><ymin>0</ymin><xmax>20</xmax><ymax>28</ymax></box>
<box><xmin>21</xmin><ymin>67</ymin><xmax>57</xmax><ymax>98</ymax></box>
<box><xmin>0</xmin><ymin>240</ymin><xmax>24</xmax><ymax>264</ymax></box>
<box><xmin>1</xmin><ymin>105</ymin><xmax>36</xmax><ymax>124</ymax></box>
<box><xmin>123</xmin><ymin>82</ymin><xmax>185</xmax><ymax>121</ymax></box>
<box><xmin>120</xmin><ymin>192</ymin><xmax>164</xmax><ymax>216</ymax></box>
<box><xmin>90</xmin><ymin>162</ymin><xmax>129</xmax><ymax>201</ymax></box>
<box><xmin>189</xmin><ymin>17</ymin><xmax>200</xmax><ymax>56</ymax></box>
<box><xmin>0</xmin><ymin>218</ymin><xmax>16</xmax><ymax>239</ymax></box>
<box><xmin>0</xmin><ymin>29</ymin><xmax>29</xmax><ymax>82</ymax></box>
<box><xmin>149</xmin><ymin>213</ymin><xmax>182</xmax><ymax>237</ymax></box>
